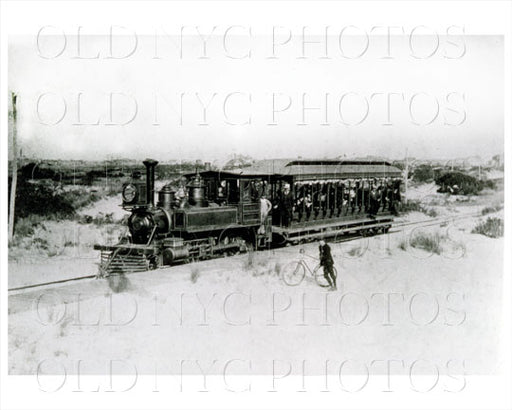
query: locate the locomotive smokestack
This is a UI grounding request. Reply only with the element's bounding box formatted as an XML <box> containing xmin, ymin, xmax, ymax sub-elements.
<box><xmin>143</xmin><ymin>159</ymin><xmax>158</xmax><ymax>206</ymax></box>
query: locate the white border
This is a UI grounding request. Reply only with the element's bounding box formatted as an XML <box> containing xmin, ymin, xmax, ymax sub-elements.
<box><xmin>1</xmin><ymin>1</ymin><xmax>511</xmax><ymax>409</ymax></box>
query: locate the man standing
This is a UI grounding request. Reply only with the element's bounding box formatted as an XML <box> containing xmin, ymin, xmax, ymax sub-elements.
<box><xmin>319</xmin><ymin>240</ymin><xmax>337</xmax><ymax>290</ymax></box>
<box><xmin>279</xmin><ymin>184</ymin><xmax>294</xmax><ymax>227</ymax></box>
<box><xmin>258</xmin><ymin>195</ymin><xmax>272</xmax><ymax>234</ymax></box>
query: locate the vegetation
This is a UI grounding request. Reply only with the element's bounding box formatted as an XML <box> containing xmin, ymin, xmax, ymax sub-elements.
<box><xmin>107</xmin><ymin>273</ymin><xmax>129</xmax><ymax>293</ymax></box>
<box><xmin>472</xmin><ymin>217</ymin><xmax>504</xmax><ymax>238</ymax></box>
<box><xmin>481</xmin><ymin>205</ymin><xmax>503</xmax><ymax>215</ymax></box>
<box><xmin>17</xmin><ymin>160</ymin><xmax>209</xmax><ymax>184</ymax></box>
<box><xmin>8</xmin><ymin>173</ymin><xmax>123</xmax><ymax>242</ymax></box>
<box><xmin>400</xmin><ymin>200</ymin><xmax>438</xmax><ymax>218</ymax></box>
<box><xmin>397</xmin><ymin>237</ymin><xmax>408</xmax><ymax>251</ymax></box>
<box><xmin>400</xmin><ymin>200</ymin><xmax>422</xmax><ymax>212</ymax></box>
<box><xmin>412</xmin><ymin>164</ymin><xmax>438</xmax><ymax>183</ymax></box>
<box><xmin>409</xmin><ymin>231</ymin><xmax>442</xmax><ymax>254</ymax></box>
<box><xmin>190</xmin><ymin>264</ymin><xmax>201</xmax><ymax>283</ymax></box>
<box><xmin>10</xmin><ymin>178</ymin><xmax>75</xmax><ymax>221</ymax></box>
<box><xmin>435</xmin><ymin>172</ymin><xmax>495</xmax><ymax>196</ymax></box>
<box><xmin>77</xmin><ymin>213</ymin><xmax>118</xmax><ymax>225</ymax></box>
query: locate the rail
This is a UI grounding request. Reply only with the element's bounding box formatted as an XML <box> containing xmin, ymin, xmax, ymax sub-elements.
<box><xmin>7</xmin><ymin>210</ymin><xmax>484</xmax><ymax>293</ymax></box>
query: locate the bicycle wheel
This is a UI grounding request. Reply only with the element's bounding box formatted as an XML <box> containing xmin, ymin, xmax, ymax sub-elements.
<box><xmin>313</xmin><ymin>264</ymin><xmax>332</xmax><ymax>288</ymax></box>
<box><xmin>281</xmin><ymin>261</ymin><xmax>306</xmax><ymax>286</ymax></box>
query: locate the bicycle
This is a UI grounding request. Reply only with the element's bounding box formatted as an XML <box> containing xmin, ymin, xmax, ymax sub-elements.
<box><xmin>281</xmin><ymin>248</ymin><xmax>338</xmax><ymax>288</ymax></box>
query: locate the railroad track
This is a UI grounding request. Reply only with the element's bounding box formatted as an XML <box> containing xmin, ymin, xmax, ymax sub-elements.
<box><xmin>7</xmin><ymin>210</ymin><xmax>485</xmax><ymax>294</ymax></box>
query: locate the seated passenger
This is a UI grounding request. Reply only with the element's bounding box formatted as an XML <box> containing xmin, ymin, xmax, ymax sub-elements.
<box><xmin>296</xmin><ymin>193</ymin><xmax>305</xmax><ymax>222</ymax></box>
<box><xmin>349</xmin><ymin>188</ymin><xmax>356</xmax><ymax>214</ymax></box>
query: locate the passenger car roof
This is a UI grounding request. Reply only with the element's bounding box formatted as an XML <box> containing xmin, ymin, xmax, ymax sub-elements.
<box><xmin>187</xmin><ymin>159</ymin><xmax>403</xmax><ymax>180</ymax></box>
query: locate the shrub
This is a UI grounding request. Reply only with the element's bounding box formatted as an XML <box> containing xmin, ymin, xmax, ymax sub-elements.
<box><xmin>63</xmin><ymin>189</ymin><xmax>100</xmax><ymax>209</ymax></box>
<box><xmin>78</xmin><ymin>215</ymin><xmax>94</xmax><ymax>224</ymax></box>
<box><xmin>92</xmin><ymin>213</ymin><xmax>115</xmax><ymax>225</ymax></box>
<box><xmin>472</xmin><ymin>217</ymin><xmax>504</xmax><ymax>238</ymax></box>
<box><xmin>483</xmin><ymin>179</ymin><xmax>496</xmax><ymax>190</ymax></box>
<box><xmin>107</xmin><ymin>273</ymin><xmax>129</xmax><ymax>293</ymax></box>
<box><xmin>274</xmin><ymin>262</ymin><xmax>282</xmax><ymax>276</ymax></box>
<box><xmin>190</xmin><ymin>264</ymin><xmax>200</xmax><ymax>283</ymax></box>
<box><xmin>412</xmin><ymin>164</ymin><xmax>436</xmax><ymax>183</ymax></box>
<box><xmin>435</xmin><ymin>172</ymin><xmax>484</xmax><ymax>196</ymax></box>
<box><xmin>481</xmin><ymin>205</ymin><xmax>503</xmax><ymax>215</ymax></box>
<box><xmin>425</xmin><ymin>208</ymin><xmax>438</xmax><ymax>218</ymax></box>
<box><xmin>409</xmin><ymin>232</ymin><xmax>442</xmax><ymax>254</ymax></box>
<box><xmin>32</xmin><ymin>237</ymin><xmax>50</xmax><ymax>250</ymax></box>
<box><xmin>400</xmin><ymin>200</ymin><xmax>438</xmax><ymax>218</ymax></box>
<box><xmin>10</xmin><ymin>179</ymin><xmax>75</xmax><ymax>221</ymax></box>
<box><xmin>14</xmin><ymin>216</ymin><xmax>40</xmax><ymax>237</ymax></box>
<box><xmin>244</xmin><ymin>250</ymin><xmax>255</xmax><ymax>270</ymax></box>
<box><xmin>347</xmin><ymin>246</ymin><xmax>361</xmax><ymax>257</ymax></box>
<box><xmin>401</xmin><ymin>200</ymin><xmax>422</xmax><ymax>212</ymax></box>
<box><xmin>9</xmin><ymin>175</ymin><xmax>109</xmax><ymax>239</ymax></box>
<box><xmin>397</xmin><ymin>238</ymin><xmax>408</xmax><ymax>251</ymax></box>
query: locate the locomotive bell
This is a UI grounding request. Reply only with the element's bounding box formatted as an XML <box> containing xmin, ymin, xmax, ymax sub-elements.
<box><xmin>187</xmin><ymin>173</ymin><xmax>207</xmax><ymax>207</ymax></box>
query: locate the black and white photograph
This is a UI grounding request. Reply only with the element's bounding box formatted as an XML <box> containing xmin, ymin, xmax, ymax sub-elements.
<box><xmin>1</xmin><ymin>1</ymin><xmax>511</xmax><ymax>409</ymax></box>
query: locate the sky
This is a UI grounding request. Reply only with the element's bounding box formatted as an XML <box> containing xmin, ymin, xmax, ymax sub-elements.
<box><xmin>8</xmin><ymin>33</ymin><xmax>504</xmax><ymax>162</ymax></box>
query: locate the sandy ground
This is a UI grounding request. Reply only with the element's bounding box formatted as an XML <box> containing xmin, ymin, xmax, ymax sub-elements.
<box><xmin>78</xmin><ymin>193</ymin><xmax>126</xmax><ymax>221</ymax></box>
<box><xmin>7</xmin><ymin>184</ymin><xmax>505</xmax><ymax>377</ymax></box>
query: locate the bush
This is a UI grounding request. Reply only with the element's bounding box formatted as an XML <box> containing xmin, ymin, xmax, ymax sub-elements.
<box><xmin>481</xmin><ymin>205</ymin><xmax>503</xmax><ymax>215</ymax></box>
<box><xmin>401</xmin><ymin>200</ymin><xmax>422</xmax><ymax>212</ymax></box>
<box><xmin>397</xmin><ymin>238</ymin><xmax>408</xmax><ymax>251</ymax></box>
<box><xmin>8</xmin><ymin>176</ymin><xmax>109</xmax><ymax>238</ymax></box>
<box><xmin>472</xmin><ymin>217</ymin><xmax>504</xmax><ymax>238</ymax></box>
<box><xmin>10</xmin><ymin>179</ymin><xmax>75</xmax><ymax>221</ymax></box>
<box><xmin>190</xmin><ymin>264</ymin><xmax>200</xmax><ymax>283</ymax></box>
<box><xmin>483</xmin><ymin>179</ymin><xmax>496</xmax><ymax>190</ymax></box>
<box><xmin>347</xmin><ymin>246</ymin><xmax>361</xmax><ymax>257</ymax></box>
<box><xmin>63</xmin><ymin>189</ymin><xmax>100</xmax><ymax>209</ymax></box>
<box><xmin>13</xmin><ymin>216</ymin><xmax>42</xmax><ymax>237</ymax></box>
<box><xmin>412</xmin><ymin>164</ymin><xmax>436</xmax><ymax>183</ymax></box>
<box><xmin>92</xmin><ymin>213</ymin><xmax>114</xmax><ymax>225</ymax></box>
<box><xmin>435</xmin><ymin>172</ymin><xmax>484</xmax><ymax>196</ymax></box>
<box><xmin>400</xmin><ymin>200</ymin><xmax>438</xmax><ymax>218</ymax></box>
<box><xmin>425</xmin><ymin>208</ymin><xmax>438</xmax><ymax>218</ymax></box>
<box><xmin>409</xmin><ymin>232</ymin><xmax>442</xmax><ymax>254</ymax></box>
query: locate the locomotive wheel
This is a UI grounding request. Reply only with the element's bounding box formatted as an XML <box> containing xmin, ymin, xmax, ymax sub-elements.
<box><xmin>148</xmin><ymin>255</ymin><xmax>159</xmax><ymax>270</ymax></box>
<box><xmin>220</xmin><ymin>229</ymin><xmax>255</xmax><ymax>254</ymax></box>
<box><xmin>220</xmin><ymin>232</ymin><xmax>245</xmax><ymax>255</ymax></box>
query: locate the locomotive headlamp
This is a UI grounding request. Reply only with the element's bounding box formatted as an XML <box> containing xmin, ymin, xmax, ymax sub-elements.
<box><xmin>123</xmin><ymin>184</ymin><xmax>137</xmax><ymax>203</ymax></box>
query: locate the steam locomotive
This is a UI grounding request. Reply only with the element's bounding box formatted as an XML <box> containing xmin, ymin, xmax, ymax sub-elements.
<box><xmin>94</xmin><ymin>158</ymin><xmax>402</xmax><ymax>276</ymax></box>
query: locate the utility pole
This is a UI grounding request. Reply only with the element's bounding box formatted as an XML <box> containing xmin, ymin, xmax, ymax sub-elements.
<box><xmin>8</xmin><ymin>93</ymin><xmax>18</xmax><ymax>242</ymax></box>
